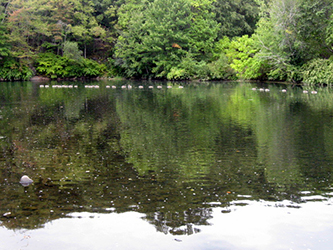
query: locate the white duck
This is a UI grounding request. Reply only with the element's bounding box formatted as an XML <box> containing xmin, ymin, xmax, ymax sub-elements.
<box><xmin>20</xmin><ymin>175</ymin><xmax>33</xmax><ymax>187</ymax></box>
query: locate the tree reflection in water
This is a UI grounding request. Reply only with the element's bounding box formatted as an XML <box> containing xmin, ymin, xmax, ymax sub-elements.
<box><xmin>145</xmin><ymin>208</ymin><xmax>212</xmax><ymax>235</ymax></box>
<box><xmin>0</xmin><ymin>81</ymin><xmax>333</xmax><ymax>237</ymax></box>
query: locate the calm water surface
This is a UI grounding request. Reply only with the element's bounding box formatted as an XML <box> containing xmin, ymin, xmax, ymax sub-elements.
<box><xmin>0</xmin><ymin>81</ymin><xmax>333</xmax><ymax>250</ymax></box>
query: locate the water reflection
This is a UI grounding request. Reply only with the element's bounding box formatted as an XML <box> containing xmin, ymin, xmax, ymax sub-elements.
<box><xmin>0</xmin><ymin>81</ymin><xmax>333</xmax><ymax>248</ymax></box>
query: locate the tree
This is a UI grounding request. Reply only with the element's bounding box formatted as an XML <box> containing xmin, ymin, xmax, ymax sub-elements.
<box><xmin>296</xmin><ymin>0</ymin><xmax>333</xmax><ymax>59</ymax></box>
<box><xmin>91</xmin><ymin>0</ymin><xmax>124</xmax><ymax>29</ymax></box>
<box><xmin>252</xmin><ymin>0</ymin><xmax>333</xmax><ymax>81</ymax></box>
<box><xmin>327</xmin><ymin>11</ymin><xmax>333</xmax><ymax>47</ymax></box>
<box><xmin>6</xmin><ymin>0</ymin><xmax>52</xmax><ymax>58</ymax></box>
<box><xmin>0</xmin><ymin>25</ymin><xmax>10</xmax><ymax>58</ymax></box>
<box><xmin>114</xmin><ymin>0</ymin><xmax>219</xmax><ymax>78</ymax></box>
<box><xmin>212</xmin><ymin>0</ymin><xmax>260</xmax><ymax>38</ymax></box>
<box><xmin>4</xmin><ymin>0</ymin><xmax>107</xmax><ymax>59</ymax></box>
<box><xmin>63</xmin><ymin>41</ymin><xmax>83</xmax><ymax>61</ymax></box>
<box><xmin>0</xmin><ymin>1</ymin><xmax>10</xmax><ymax>58</ymax></box>
<box><xmin>68</xmin><ymin>0</ymin><xmax>106</xmax><ymax>58</ymax></box>
<box><xmin>226</xmin><ymin>35</ymin><xmax>266</xmax><ymax>79</ymax></box>
<box><xmin>0</xmin><ymin>0</ymin><xmax>10</xmax><ymax>23</ymax></box>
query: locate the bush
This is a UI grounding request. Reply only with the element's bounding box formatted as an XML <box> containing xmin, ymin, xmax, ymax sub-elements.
<box><xmin>35</xmin><ymin>53</ymin><xmax>106</xmax><ymax>79</ymax></box>
<box><xmin>207</xmin><ymin>54</ymin><xmax>236</xmax><ymax>80</ymax></box>
<box><xmin>167</xmin><ymin>67</ymin><xmax>188</xmax><ymax>80</ymax></box>
<box><xmin>225</xmin><ymin>35</ymin><xmax>263</xmax><ymax>80</ymax></box>
<box><xmin>167</xmin><ymin>53</ymin><xmax>209</xmax><ymax>80</ymax></box>
<box><xmin>0</xmin><ymin>58</ymin><xmax>33</xmax><ymax>81</ymax></box>
<box><xmin>267</xmin><ymin>65</ymin><xmax>302</xmax><ymax>82</ymax></box>
<box><xmin>81</xmin><ymin>58</ymin><xmax>107</xmax><ymax>77</ymax></box>
<box><xmin>167</xmin><ymin>51</ymin><xmax>235</xmax><ymax>81</ymax></box>
<box><xmin>35</xmin><ymin>53</ymin><xmax>70</xmax><ymax>79</ymax></box>
<box><xmin>105</xmin><ymin>58</ymin><xmax>122</xmax><ymax>77</ymax></box>
<box><xmin>301</xmin><ymin>58</ymin><xmax>333</xmax><ymax>86</ymax></box>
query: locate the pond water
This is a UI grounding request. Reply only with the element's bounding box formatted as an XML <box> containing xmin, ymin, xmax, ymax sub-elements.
<box><xmin>0</xmin><ymin>80</ymin><xmax>333</xmax><ymax>250</ymax></box>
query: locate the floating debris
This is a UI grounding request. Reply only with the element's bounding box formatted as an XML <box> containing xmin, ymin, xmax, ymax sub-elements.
<box><xmin>19</xmin><ymin>175</ymin><xmax>33</xmax><ymax>187</ymax></box>
<box><xmin>3</xmin><ymin>212</ymin><xmax>11</xmax><ymax>217</ymax></box>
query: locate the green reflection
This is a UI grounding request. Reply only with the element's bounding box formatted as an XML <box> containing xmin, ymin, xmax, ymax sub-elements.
<box><xmin>0</xmin><ymin>81</ymin><xmax>333</xmax><ymax>234</ymax></box>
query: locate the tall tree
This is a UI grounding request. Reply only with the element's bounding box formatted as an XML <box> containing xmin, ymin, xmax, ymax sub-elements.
<box><xmin>91</xmin><ymin>0</ymin><xmax>124</xmax><ymax>29</ymax></box>
<box><xmin>114</xmin><ymin>0</ymin><xmax>219</xmax><ymax>78</ymax></box>
<box><xmin>212</xmin><ymin>0</ymin><xmax>260</xmax><ymax>38</ymax></box>
<box><xmin>253</xmin><ymin>0</ymin><xmax>333</xmax><ymax>80</ymax></box>
<box><xmin>68</xmin><ymin>0</ymin><xmax>106</xmax><ymax>58</ymax></box>
<box><xmin>6</xmin><ymin>0</ymin><xmax>52</xmax><ymax>58</ymax></box>
<box><xmin>0</xmin><ymin>0</ymin><xmax>10</xmax><ymax>23</ymax></box>
<box><xmin>296</xmin><ymin>0</ymin><xmax>333</xmax><ymax>59</ymax></box>
<box><xmin>327</xmin><ymin>10</ymin><xmax>333</xmax><ymax>48</ymax></box>
<box><xmin>0</xmin><ymin>0</ymin><xmax>10</xmax><ymax>58</ymax></box>
<box><xmin>4</xmin><ymin>0</ymin><xmax>106</xmax><ymax>58</ymax></box>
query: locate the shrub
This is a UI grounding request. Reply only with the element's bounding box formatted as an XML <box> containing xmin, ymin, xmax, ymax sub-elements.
<box><xmin>81</xmin><ymin>58</ymin><xmax>107</xmax><ymax>77</ymax></box>
<box><xmin>167</xmin><ymin>53</ymin><xmax>209</xmax><ymax>80</ymax></box>
<box><xmin>267</xmin><ymin>65</ymin><xmax>302</xmax><ymax>82</ymax></box>
<box><xmin>207</xmin><ymin>54</ymin><xmax>236</xmax><ymax>80</ymax></box>
<box><xmin>35</xmin><ymin>53</ymin><xmax>106</xmax><ymax>79</ymax></box>
<box><xmin>301</xmin><ymin>58</ymin><xmax>333</xmax><ymax>86</ymax></box>
<box><xmin>35</xmin><ymin>53</ymin><xmax>69</xmax><ymax>78</ymax></box>
<box><xmin>167</xmin><ymin>51</ymin><xmax>236</xmax><ymax>81</ymax></box>
<box><xmin>0</xmin><ymin>58</ymin><xmax>33</xmax><ymax>81</ymax></box>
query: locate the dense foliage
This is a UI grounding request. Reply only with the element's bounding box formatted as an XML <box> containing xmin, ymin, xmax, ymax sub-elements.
<box><xmin>0</xmin><ymin>0</ymin><xmax>332</xmax><ymax>83</ymax></box>
<box><xmin>35</xmin><ymin>53</ymin><xmax>106</xmax><ymax>79</ymax></box>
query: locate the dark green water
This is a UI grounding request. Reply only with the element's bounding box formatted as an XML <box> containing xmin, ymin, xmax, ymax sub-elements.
<box><xmin>0</xmin><ymin>80</ymin><xmax>333</xmax><ymax>249</ymax></box>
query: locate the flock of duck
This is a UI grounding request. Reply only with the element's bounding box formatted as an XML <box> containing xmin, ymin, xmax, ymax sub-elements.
<box><xmin>39</xmin><ymin>85</ymin><xmax>317</xmax><ymax>93</ymax></box>
<box><xmin>251</xmin><ymin>87</ymin><xmax>317</xmax><ymax>94</ymax></box>
<box><xmin>39</xmin><ymin>84</ymin><xmax>184</xmax><ymax>89</ymax></box>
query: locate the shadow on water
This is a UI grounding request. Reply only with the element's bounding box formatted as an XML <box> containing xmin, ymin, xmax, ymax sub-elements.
<box><xmin>0</xmin><ymin>80</ymin><xmax>333</xmax><ymax>237</ymax></box>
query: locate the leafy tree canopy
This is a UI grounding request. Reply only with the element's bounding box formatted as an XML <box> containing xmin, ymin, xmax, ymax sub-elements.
<box><xmin>114</xmin><ymin>0</ymin><xmax>219</xmax><ymax>78</ymax></box>
<box><xmin>213</xmin><ymin>0</ymin><xmax>260</xmax><ymax>38</ymax></box>
<box><xmin>252</xmin><ymin>0</ymin><xmax>333</xmax><ymax>81</ymax></box>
